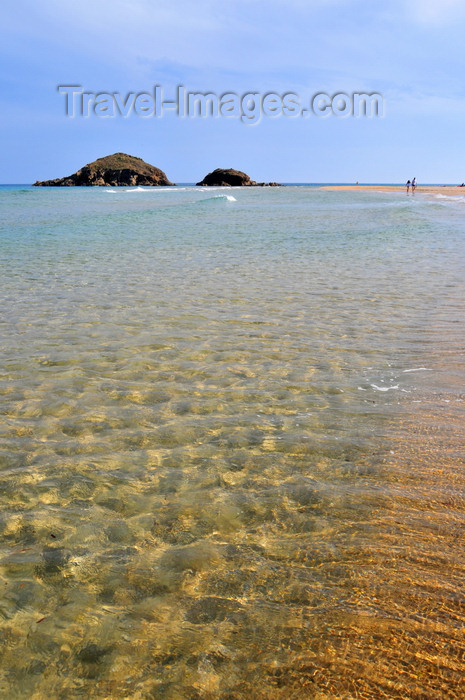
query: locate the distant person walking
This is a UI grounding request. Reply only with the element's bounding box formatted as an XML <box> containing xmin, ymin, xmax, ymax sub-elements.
<box><xmin>406</xmin><ymin>179</ymin><xmax>411</xmax><ymax>193</ymax></box>
<box><xmin>411</xmin><ymin>177</ymin><xmax>417</xmax><ymax>192</ymax></box>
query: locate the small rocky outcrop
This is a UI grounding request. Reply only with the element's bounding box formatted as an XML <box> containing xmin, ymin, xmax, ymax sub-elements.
<box><xmin>196</xmin><ymin>168</ymin><xmax>280</xmax><ymax>187</ymax></box>
<box><xmin>33</xmin><ymin>153</ymin><xmax>174</xmax><ymax>186</ymax></box>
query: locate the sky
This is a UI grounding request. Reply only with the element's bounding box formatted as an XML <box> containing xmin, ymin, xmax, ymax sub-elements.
<box><xmin>1</xmin><ymin>0</ymin><xmax>464</xmax><ymax>183</ymax></box>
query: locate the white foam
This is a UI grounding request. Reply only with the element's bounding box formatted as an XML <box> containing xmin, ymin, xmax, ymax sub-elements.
<box><xmin>197</xmin><ymin>186</ymin><xmax>233</xmax><ymax>191</ymax></box>
<box><xmin>370</xmin><ymin>384</ymin><xmax>399</xmax><ymax>392</ymax></box>
<box><xmin>199</xmin><ymin>194</ymin><xmax>237</xmax><ymax>203</ymax></box>
<box><xmin>211</xmin><ymin>194</ymin><xmax>236</xmax><ymax>201</ymax></box>
<box><xmin>435</xmin><ymin>194</ymin><xmax>465</xmax><ymax>201</ymax></box>
<box><xmin>403</xmin><ymin>367</ymin><xmax>432</xmax><ymax>373</ymax></box>
<box><xmin>132</xmin><ymin>187</ymin><xmax>191</xmax><ymax>193</ymax></box>
<box><xmin>105</xmin><ymin>186</ymin><xmax>191</xmax><ymax>194</ymax></box>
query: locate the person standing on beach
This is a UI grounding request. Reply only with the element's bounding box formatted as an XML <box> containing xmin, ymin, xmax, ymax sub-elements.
<box><xmin>412</xmin><ymin>177</ymin><xmax>416</xmax><ymax>192</ymax></box>
<box><xmin>406</xmin><ymin>179</ymin><xmax>411</xmax><ymax>193</ymax></box>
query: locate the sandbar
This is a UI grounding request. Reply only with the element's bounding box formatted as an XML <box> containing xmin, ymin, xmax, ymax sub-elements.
<box><xmin>320</xmin><ymin>185</ymin><xmax>465</xmax><ymax>196</ymax></box>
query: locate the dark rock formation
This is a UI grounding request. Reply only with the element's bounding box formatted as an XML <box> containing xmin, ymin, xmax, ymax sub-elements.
<box><xmin>77</xmin><ymin>643</ymin><xmax>111</xmax><ymax>664</ymax></box>
<box><xmin>33</xmin><ymin>152</ymin><xmax>174</xmax><ymax>186</ymax></box>
<box><xmin>197</xmin><ymin>168</ymin><xmax>252</xmax><ymax>186</ymax></box>
<box><xmin>196</xmin><ymin>168</ymin><xmax>280</xmax><ymax>187</ymax></box>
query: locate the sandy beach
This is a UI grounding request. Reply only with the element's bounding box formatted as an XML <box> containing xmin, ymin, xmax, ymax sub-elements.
<box><xmin>321</xmin><ymin>185</ymin><xmax>465</xmax><ymax>196</ymax></box>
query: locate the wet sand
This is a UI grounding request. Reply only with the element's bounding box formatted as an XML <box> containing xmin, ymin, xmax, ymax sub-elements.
<box><xmin>321</xmin><ymin>185</ymin><xmax>465</xmax><ymax>196</ymax></box>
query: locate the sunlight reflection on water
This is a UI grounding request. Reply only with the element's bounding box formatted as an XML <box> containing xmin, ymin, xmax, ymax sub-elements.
<box><xmin>0</xmin><ymin>186</ymin><xmax>464</xmax><ymax>698</ymax></box>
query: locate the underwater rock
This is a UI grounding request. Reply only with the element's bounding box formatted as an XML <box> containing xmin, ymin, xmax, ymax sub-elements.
<box><xmin>40</xmin><ymin>546</ymin><xmax>70</xmax><ymax>574</ymax></box>
<box><xmin>77</xmin><ymin>643</ymin><xmax>110</xmax><ymax>663</ymax></box>
<box><xmin>185</xmin><ymin>596</ymin><xmax>244</xmax><ymax>624</ymax></box>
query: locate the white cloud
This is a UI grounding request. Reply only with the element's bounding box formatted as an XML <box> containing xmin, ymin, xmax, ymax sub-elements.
<box><xmin>406</xmin><ymin>0</ymin><xmax>465</xmax><ymax>24</ymax></box>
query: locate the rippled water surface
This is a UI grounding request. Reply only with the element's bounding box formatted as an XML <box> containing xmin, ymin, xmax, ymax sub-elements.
<box><xmin>1</xmin><ymin>185</ymin><xmax>464</xmax><ymax>698</ymax></box>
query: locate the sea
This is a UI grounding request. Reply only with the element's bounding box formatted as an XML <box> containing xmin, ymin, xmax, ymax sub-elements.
<box><xmin>1</xmin><ymin>183</ymin><xmax>464</xmax><ymax>699</ymax></box>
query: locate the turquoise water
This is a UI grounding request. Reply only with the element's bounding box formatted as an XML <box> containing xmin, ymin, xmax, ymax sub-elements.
<box><xmin>1</xmin><ymin>185</ymin><xmax>464</xmax><ymax>698</ymax></box>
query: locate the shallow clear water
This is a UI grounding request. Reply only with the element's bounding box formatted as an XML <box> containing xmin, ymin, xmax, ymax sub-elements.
<box><xmin>0</xmin><ymin>185</ymin><xmax>464</xmax><ymax>698</ymax></box>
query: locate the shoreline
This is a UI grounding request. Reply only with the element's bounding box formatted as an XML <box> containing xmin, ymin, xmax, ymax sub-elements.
<box><xmin>320</xmin><ymin>184</ymin><xmax>465</xmax><ymax>196</ymax></box>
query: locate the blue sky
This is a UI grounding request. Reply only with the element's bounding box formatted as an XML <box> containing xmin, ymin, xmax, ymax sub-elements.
<box><xmin>1</xmin><ymin>0</ymin><xmax>464</xmax><ymax>183</ymax></box>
